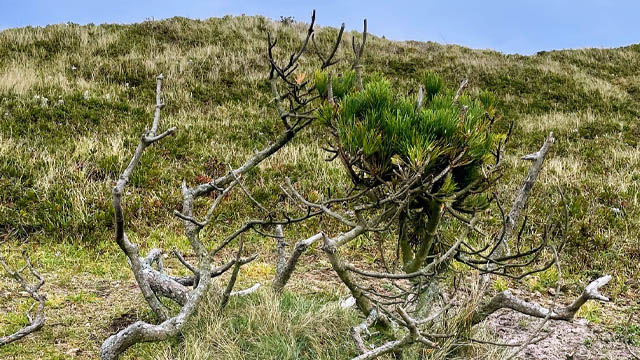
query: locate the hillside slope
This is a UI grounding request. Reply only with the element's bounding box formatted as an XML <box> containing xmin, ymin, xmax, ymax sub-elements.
<box><xmin>0</xmin><ymin>15</ymin><xmax>639</xmax><ymax>358</ymax></box>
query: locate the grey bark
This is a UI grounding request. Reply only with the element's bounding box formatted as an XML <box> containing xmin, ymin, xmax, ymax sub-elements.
<box><xmin>111</xmin><ymin>74</ymin><xmax>175</xmax><ymax>321</ymax></box>
<box><xmin>0</xmin><ymin>252</ymin><xmax>46</xmax><ymax>347</ymax></box>
<box><xmin>100</xmin><ymin>270</ymin><xmax>213</xmax><ymax>360</ymax></box>
<box><xmin>272</xmin><ymin>225</ymin><xmax>322</xmax><ymax>293</ymax></box>
<box><xmin>352</xmin><ymin>19</ymin><xmax>367</xmax><ymax>91</ymax></box>
<box><xmin>471</xmin><ymin>275</ymin><xmax>611</xmax><ymax>324</ymax></box>
<box><xmin>497</xmin><ymin>132</ymin><xmax>555</xmax><ymax>256</ymax></box>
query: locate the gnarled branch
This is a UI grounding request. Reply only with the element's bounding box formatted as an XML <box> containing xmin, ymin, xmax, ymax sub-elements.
<box><xmin>111</xmin><ymin>74</ymin><xmax>174</xmax><ymax>321</ymax></box>
<box><xmin>272</xmin><ymin>225</ymin><xmax>322</xmax><ymax>293</ymax></box>
<box><xmin>471</xmin><ymin>275</ymin><xmax>611</xmax><ymax>324</ymax></box>
<box><xmin>0</xmin><ymin>250</ymin><xmax>46</xmax><ymax>347</ymax></box>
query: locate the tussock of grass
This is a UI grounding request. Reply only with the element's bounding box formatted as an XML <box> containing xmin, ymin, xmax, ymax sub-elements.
<box><xmin>156</xmin><ymin>289</ymin><xmax>360</xmax><ymax>360</ymax></box>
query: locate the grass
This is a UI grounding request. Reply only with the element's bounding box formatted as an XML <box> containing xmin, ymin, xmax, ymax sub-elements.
<box><xmin>617</xmin><ymin>321</ymin><xmax>640</xmax><ymax>347</ymax></box>
<box><xmin>0</xmin><ymin>14</ymin><xmax>639</xmax><ymax>358</ymax></box>
<box><xmin>156</xmin><ymin>289</ymin><xmax>360</xmax><ymax>360</ymax></box>
<box><xmin>577</xmin><ymin>301</ymin><xmax>604</xmax><ymax>324</ymax></box>
<box><xmin>155</xmin><ymin>287</ymin><xmax>508</xmax><ymax>360</ymax></box>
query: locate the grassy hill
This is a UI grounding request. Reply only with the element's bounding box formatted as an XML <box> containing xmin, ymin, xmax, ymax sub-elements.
<box><xmin>1</xmin><ymin>15</ymin><xmax>639</xmax><ymax>359</ymax></box>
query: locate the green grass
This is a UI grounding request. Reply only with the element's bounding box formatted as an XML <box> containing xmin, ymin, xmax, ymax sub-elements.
<box><xmin>154</xmin><ymin>288</ymin><xmax>507</xmax><ymax>360</ymax></box>
<box><xmin>617</xmin><ymin>321</ymin><xmax>640</xmax><ymax>347</ymax></box>
<box><xmin>0</xmin><ymin>14</ymin><xmax>639</xmax><ymax>358</ymax></box>
<box><xmin>155</xmin><ymin>289</ymin><xmax>360</xmax><ymax>360</ymax></box>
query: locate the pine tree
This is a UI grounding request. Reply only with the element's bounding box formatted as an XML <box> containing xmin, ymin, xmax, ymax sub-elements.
<box><xmin>316</xmin><ymin>71</ymin><xmax>503</xmax><ymax>272</ymax></box>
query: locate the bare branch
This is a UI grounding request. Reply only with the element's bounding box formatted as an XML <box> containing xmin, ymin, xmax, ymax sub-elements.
<box><xmin>213</xmin><ymin>255</ymin><xmax>258</xmax><ymax>278</ymax></box>
<box><xmin>323</xmin><ymin>234</ymin><xmax>376</xmax><ymax>318</ymax></box>
<box><xmin>285</xmin><ymin>10</ymin><xmax>316</xmax><ymax>71</ymax></box>
<box><xmin>173</xmin><ymin>248</ymin><xmax>198</xmax><ymax>283</ymax></box>
<box><xmin>173</xmin><ymin>211</ymin><xmax>206</xmax><ymax>228</ymax></box>
<box><xmin>230</xmin><ymin>283</ymin><xmax>261</xmax><ymax>297</ymax></box>
<box><xmin>312</xmin><ymin>23</ymin><xmax>345</xmax><ymax>69</ymax></box>
<box><xmin>453</xmin><ymin>78</ymin><xmax>468</xmax><ymax>103</ymax></box>
<box><xmin>504</xmin><ymin>245</ymin><xmax>562</xmax><ymax>359</ymax></box>
<box><xmin>471</xmin><ymin>275</ymin><xmax>611</xmax><ymax>324</ymax></box>
<box><xmin>496</xmin><ymin>132</ymin><xmax>555</xmax><ymax>256</ymax></box>
<box><xmin>100</xmin><ymin>269</ymin><xmax>213</xmax><ymax>360</ymax></box>
<box><xmin>0</xmin><ymin>251</ymin><xmax>46</xmax><ymax>347</ymax></box>
<box><xmin>192</xmin><ymin>124</ymin><xmax>309</xmax><ymax>197</ymax></box>
<box><xmin>112</xmin><ymin>74</ymin><xmax>174</xmax><ymax>321</ymax></box>
<box><xmin>146</xmin><ymin>269</ymin><xmax>190</xmax><ymax>306</ymax></box>
<box><xmin>416</xmin><ymin>85</ymin><xmax>424</xmax><ymax>109</ymax></box>
<box><xmin>220</xmin><ymin>239</ymin><xmax>244</xmax><ymax>310</ymax></box>
<box><xmin>229</xmin><ymin>167</ymin><xmax>270</xmax><ymax>215</ymax></box>
<box><xmin>627</xmin><ymin>342</ymin><xmax>640</xmax><ymax>360</ymax></box>
<box><xmin>352</xmin><ymin>19</ymin><xmax>368</xmax><ymax>91</ymax></box>
<box><xmin>272</xmin><ymin>226</ymin><xmax>323</xmax><ymax>292</ymax></box>
<box><xmin>351</xmin><ymin>309</ymin><xmax>378</xmax><ymax>354</ymax></box>
<box><xmin>285</xmin><ymin>177</ymin><xmax>357</xmax><ymax>227</ymax></box>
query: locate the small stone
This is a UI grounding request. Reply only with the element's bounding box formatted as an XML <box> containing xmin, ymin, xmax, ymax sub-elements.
<box><xmin>548</xmin><ymin>287</ymin><xmax>556</xmax><ymax>296</ymax></box>
<box><xmin>340</xmin><ymin>296</ymin><xmax>356</xmax><ymax>309</ymax></box>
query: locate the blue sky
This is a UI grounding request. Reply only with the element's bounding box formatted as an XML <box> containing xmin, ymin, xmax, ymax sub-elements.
<box><xmin>1</xmin><ymin>0</ymin><xmax>639</xmax><ymax>55</ymax></box>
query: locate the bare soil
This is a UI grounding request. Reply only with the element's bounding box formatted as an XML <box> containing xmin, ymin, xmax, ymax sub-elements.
<box><xmin>486</xmin><ymin>309</ymin><xmax>640</xmax><ymax>359</ymax></box>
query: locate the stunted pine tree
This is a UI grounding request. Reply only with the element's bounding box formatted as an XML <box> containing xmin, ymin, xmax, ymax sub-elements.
<box><xmin>278</xmin><ymin>40</ymin><xmax>613</xmax><ymax>358</ymax></box>
<box><xmin>317</xmin><ymin>71</ymin><xmax>500</xmax><ymax>274</ymax></box>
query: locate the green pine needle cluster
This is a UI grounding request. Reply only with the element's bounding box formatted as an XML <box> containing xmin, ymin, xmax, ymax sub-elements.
<box><xmin>316</xmin><ymin>71</ymin><xmax>503</xmax><ymax>197</ymax></box>
<box><xmin>314</xmin><ymin>70</ymin><xmax>356</xmax><ymax>100</ymax></box>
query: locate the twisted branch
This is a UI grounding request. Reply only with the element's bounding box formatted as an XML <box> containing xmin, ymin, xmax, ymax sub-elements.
<box><xmin>0</xmin><ymin>251</ymin><xmax>46</xmax><ymax>347</ymax></box>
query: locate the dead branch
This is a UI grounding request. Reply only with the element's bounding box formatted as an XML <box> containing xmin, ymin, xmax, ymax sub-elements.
<box><xmin>191</xmin><ymin>123</ymin><xmax>310</xmax><ymax>198</ymax></box>
<box><xmin>101</xmin><ymin>74</ymin><xmax>208</xmax><ymax>360</ymax></box>
<box><xmin>350</xmin><ymin>307</ymin><xmax>437</xmax><ymax>360</ymax></box>
<box><xmin>497</xmin><ymin>132</ymin><xmax>555</xmax><ymax>256</ymax></box>
<box><xmin>220</xmin><ymin>239</ymin><xmax>244</xmax><ymax>310</ymax></box>
<box><xmin>191</xmin><ymin>13</ymin><xmax>345</xmax><ymax>196</ymax></box>
<box><xmin>100</xmin><ymin>270</ymin><xmax>212</xmax><ymax>360</ymax></box>
<box><xmin>322</xmin><ymin>234</ymin><xmax>376</xmax><ymax>319</ymax></box>
<box><xmin>504</xmin><ymin>245</ymin><xmax>562</xmax><ymax>359</ymax></box>
<box><xmin>111</xmin><ymin>74</ymin><xmax>174</xmax><ymax>321</ymax></box>
<box><xmin>628</xmin><ymin>343</ymin><xmax>640</xmax><ymax>360</ymax></box>
<box><xmin>625</xmin><ymin>313</ymin><xmax>640</xmax><ymax>360</ymax></box>
<box><xmin>272</xmin><ymin>225</ymin><xmax>322</xmax><ymax>293</ymax></box>
<box><xmin>285</xmin><ymin>177</ymin><xmax>357</xmax><ymax>227</ymax></box>
<box><xmin>416</xmin><ymin>85</ymin><xmax>424</xmax><ymax>109</ymax></box>
<box><xmin>312</xmin><ymin>23</ymin><xmax>345</xmax><ymax>69</ymax></box>
<box><xmin>351</xmin><ymin>337</ymin><xmax>409</xmax><ymax>360</ymax></box>
<box><xmin>230</xmin><ymin>283</ymin><xmax>261</xmax><ymax>297</ymax></box>
<box><xmin>170</xmin><ymin>254</ymin><xmax>258</xmax><ymax>287</ymax></box>
<box><xmin>173</xmin><ymin>249</ymin><xmax>197</xmax><ymax>278</ymax></box>
<box><xmin>471</xmin><ymin>275</ymin><xmax>611</xmax><ymax>324</ymax></box>
<box><xmin>453</xmin><ymin>78</ymin><xmax>468</xmax><ymax>103</ymax></box>
<box><xmin>352</xmin><ymin>19</ymin><xmax>368</xmax><ymax>90</ymax></box>
<box><xmin>351</xmin><ymin>309</ymin><xmax>378</xmax><ymax>354</ymax></box>
<box><xmin>0</xmin><ymin>251</ymin><xmax>46</xmax><ymax>347</ymax></box>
